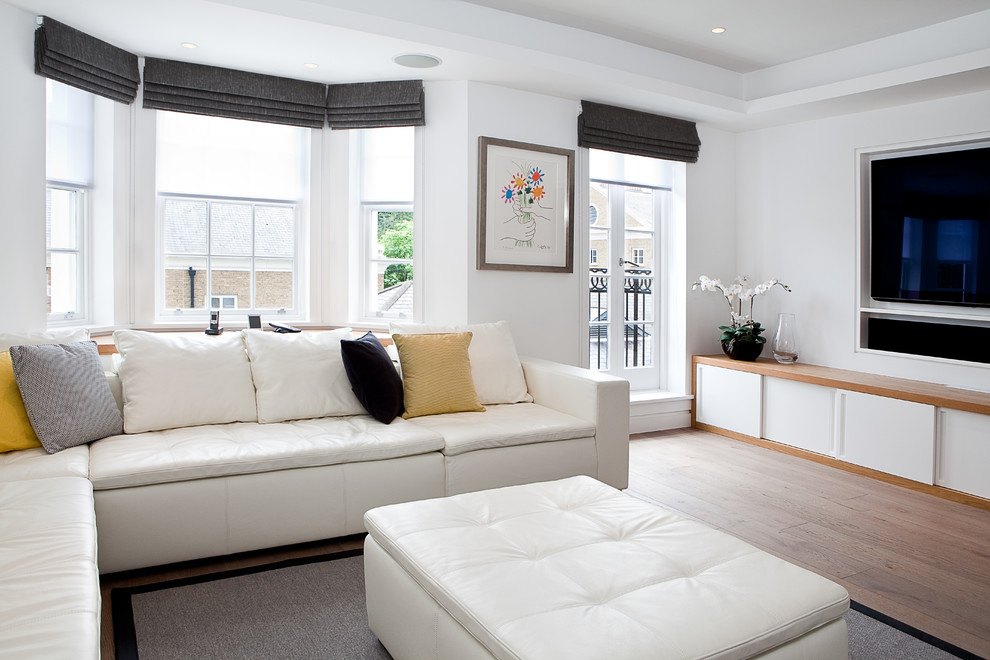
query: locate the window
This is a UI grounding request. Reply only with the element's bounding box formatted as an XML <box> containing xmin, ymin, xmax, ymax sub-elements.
<box><xmin>156</xmin><ymin>112</ymin><xmax>309</xmax><ymax>321</ymax></box>
<box><xmin>357</xmin><ymin>127</ymin><xmax>415</xmax><ymax>320</ymax></box>
<box><xmin>588</xmin><ymin>149</ymin><xmax>676</xmax><ymax>391</ymax></box>
<box><xmin>45</xmin><ymin>80</ymin><xmax>94</xmax><ymax>322</ymax></box>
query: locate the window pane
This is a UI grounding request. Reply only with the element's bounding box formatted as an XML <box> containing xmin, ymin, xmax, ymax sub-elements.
<box><xmin>376</xmin><ymin>211</ymin><xmax>413</xmax><ymax>259</ymax></box>
<box><xmin>157</xmin><ymin>112</ymin><xmax>307</xmax><ymax>200</ymax></box>
<box><xmin>46</xmin><ymin>80</ymin><xmax>94</xmax><ymax>186</ymax></box>
<box><xmin>255</xmin><ymin>259</ymin><xmax>294</xmax><ymax>309</ymax></box>
<box><xmin>164</xmin><ymin>199</ymin><xmax>208</xmax><ymax>254</ymax></box>
<box><xmin>624</xmin><ymin>322</ymin><xmax>653</xmax><ymax>367</ymax></box>
<box><xmin>360</xmin><ymin>128</ymin><xmax>414</xmax><ymax>201</ymax></box>
<box><xmin>210</xmin><ymin>203</ymin><xmax>253</xmax><ymax>256</ymax></box>
<box><xmin>48</xmin><ymin>252</ymin><xmax>78</xmax><ymax>314</ymax></box>
<box><xmin>164</xmin><ymin>256</ymin><xmax>208</xmax><ymax>310</ymax></box>
<box><xmin>47</xmin><ymin>188</ymin><xmax>78</xmax><ymax>250</ymax></box>
<box><xmin>590</xmin><ymin>324</ymin><xmax>608</xmax><ymax>370</ymax></box>
<box><xmin>255</xmin><ymin>206</ymin><xmax>294</xmax><ymax>258</ymax></box>
<box><xmin>589</xmin><ymin>149</ymin><xmax>674</xmax><ymax>189</ymax></box>
<box><xmin>209</xmin><ymin>257</ymin><xmax>251</xmax><ymax>309</ymax></box>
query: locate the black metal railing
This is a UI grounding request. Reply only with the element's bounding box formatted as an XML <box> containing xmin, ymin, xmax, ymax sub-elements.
<box><xmin>589</xmin><ymin>263</ymin><xmax>654</xmax><ymax>369</ymax></box>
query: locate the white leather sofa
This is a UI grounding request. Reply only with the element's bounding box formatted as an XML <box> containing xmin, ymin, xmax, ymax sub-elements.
<box><xmin>0</xmin><ymin>324</ymin><xmax>629</xmax><ymax>656</ymax></box>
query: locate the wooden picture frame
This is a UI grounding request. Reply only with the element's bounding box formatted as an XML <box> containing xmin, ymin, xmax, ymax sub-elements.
<box><xmin>477</xmin><ymin>136</ymin><xmax>575</xmax><ymax>272</ymax></box>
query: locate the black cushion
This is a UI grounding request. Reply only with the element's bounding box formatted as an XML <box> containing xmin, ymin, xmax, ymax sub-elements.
<box><xmin>340</xmin><ymin>332</ymin><xmax>404</xmax><ymax>424</ymax></box>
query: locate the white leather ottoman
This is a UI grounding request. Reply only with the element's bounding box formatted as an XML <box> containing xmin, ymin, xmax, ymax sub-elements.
<box><xmin>364</xmin><ymin>475</ymin><xmax>849</xmax><ymax>660</ymax></box>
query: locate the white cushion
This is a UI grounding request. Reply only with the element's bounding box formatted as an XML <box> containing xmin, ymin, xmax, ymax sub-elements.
<box><xmin>408</xmin><ymin>403</ymin><xmax>594</xmax><ymax>456</ymax></box>
<box><xmin>0</xmin><ymin>477</ymin><xmax>100</xmax><ymax>659</ymax></box>
<box><xmin>389</xmin><ymin>320</ymin><xmax>531</xmax><ymax>405</ymax></box>
<box><xmin>365</xmin><ymin>476</ymin><xmax>850</xmax><ymax>660</ymax></box>
<box><xmin>114</xmin><ymin>330</ymin><xmax>258</xmax><ymax>433</ymax></box>
<box><xmin>0</xmin><ymin>328</ymin><xmax>89</xmax><ymax>351</ymax></box>
<box><xmin>88</xmin><ymin>416</ymin><xmax>444</xmax><ymax>489</ymax></box>
<box><xmin>242</xmin><ymin>328</ymin><xmax>364</xmax><ymax>423</ymax></box>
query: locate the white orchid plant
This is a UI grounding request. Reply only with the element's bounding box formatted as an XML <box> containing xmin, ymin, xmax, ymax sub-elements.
<box><xmin>692</xmin><ymin>275</ymin><xmax>791</xmax><ymax>344</ymax></box>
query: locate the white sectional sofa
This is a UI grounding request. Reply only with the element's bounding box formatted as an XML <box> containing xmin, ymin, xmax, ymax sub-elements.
<box><xmin>0</xmin><ymin>324</ymin><xmax>629</xmax><ymax>658</ymax></box>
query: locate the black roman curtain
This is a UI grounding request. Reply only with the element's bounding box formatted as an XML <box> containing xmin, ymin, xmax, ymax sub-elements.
<box><xmin>326</xmin><ymin>80</ymin><xmax>424</xmax><ymax>129</ymax></box>
<box><xmin>142</xmin><ymin>58</ymin><xmax>327</xmax><ymax>129</ymax></box>
<box><xmin>578</xmin><ymin>100</ymin><xmax>700</xmax><ymax>163</ymax></box>
<box><xmin>34</xmin><ymin>16</ymin><xmax>140</xmax><ymax>104</ymax></box>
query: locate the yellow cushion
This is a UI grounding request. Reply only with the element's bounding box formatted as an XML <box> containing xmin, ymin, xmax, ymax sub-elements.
<box><xmin>393</xmin><ymin>332</ymin><xmax>486</xmax><ymax>419</ymax></box>
<box><xmin>0</xmin><ymin>351</ymin><xmax>42</xmax><ymax>452</ymax></box>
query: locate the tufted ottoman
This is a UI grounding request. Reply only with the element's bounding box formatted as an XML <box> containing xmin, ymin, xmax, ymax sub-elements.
<box><xmin>363</xmin><ymin>475</ymin><xmax>850</xmax><ymax>660</ymax></box>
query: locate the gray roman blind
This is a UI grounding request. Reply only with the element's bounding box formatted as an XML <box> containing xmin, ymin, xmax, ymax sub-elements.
<box><xmin>34</xmin><ymin>16</ymin><xmax>140</xmax><ymax>104</ymax></box>
<box><xmin>578</xmin><ymin>100</ymin><xmax>700</xmax><ymax>163</ymax></box>
<box><xmin>326</xmin><ymin>80</ymin><xmax>424</xmax><ymax>129</ymax></box>
<box><xmin>143</xmin><ymin>58</ymin><xmax>327</xmax><ymax>129</ymax></box>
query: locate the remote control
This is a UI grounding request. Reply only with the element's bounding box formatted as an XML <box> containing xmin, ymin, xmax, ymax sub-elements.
<box><xmin>269</xmin><ymin>322</ymin><xmax>301</xmax><ymax>333</ymax></box>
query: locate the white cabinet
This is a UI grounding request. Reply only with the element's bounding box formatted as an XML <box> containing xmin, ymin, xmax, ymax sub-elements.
<box><xmin>836</xmin><ymin>390</ymin><xmax>935</xmax><ymax>484</ymax></box>
<box><xmin>695</xmin><ymin>364</ymin><xmax>762</xmax><ymax>437</ymax></box>
<box><xmin>763</xmin><ymin>377</ymin><xmax>835</xmax><ymax>456</ymax></box>
<box><xmin>937</xmin><ymin>409</ymin><xmax>990</xmax><ymax>499</ymax></box>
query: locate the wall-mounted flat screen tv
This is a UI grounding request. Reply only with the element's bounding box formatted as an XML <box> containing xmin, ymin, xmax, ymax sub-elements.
<box><xmin>870</xmin><ymin>143</ymin><xmax>990</xmax><ymax>308</ymax></box>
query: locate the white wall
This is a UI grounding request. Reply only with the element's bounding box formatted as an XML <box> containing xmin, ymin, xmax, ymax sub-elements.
<box><xmin>464</xmin><ymin>83</ymin><xmax>584</xmax><ymax>365</ymax></box>
<box><xmin>683</xmin><ymin>125</ymin><xmax>738</xmax><ymax>391</ymax></box>
<box><xmin>734</xmin><ymin>90</ymin><xmax>990</xmax><ymax>390</ymax></box>
<box><xmin>0</xmin><ymin>4</ymin><xmax>46</xmax><ymax>332</ymax></box>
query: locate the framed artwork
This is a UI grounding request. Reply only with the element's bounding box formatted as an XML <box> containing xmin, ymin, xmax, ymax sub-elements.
<box><xmin>477</xmin><ymin>136</ymin><xmax>575</xmax><ymax>272</ymax></box>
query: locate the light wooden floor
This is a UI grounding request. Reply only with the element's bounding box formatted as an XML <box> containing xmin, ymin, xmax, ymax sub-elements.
<box><xmin>627</xmin><ymin>429</ymin><xmax>990</xmax><ymax>659</ymax></box>
<box><xmin>99</xmin><ymin>429</ymin><xmax>990</xmax><ymax>659</ymax></box>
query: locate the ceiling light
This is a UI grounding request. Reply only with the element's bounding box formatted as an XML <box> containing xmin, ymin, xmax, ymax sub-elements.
<box><xmin>181</xmin><ymin>42</ymin><xmax>198</xmax><ymax>49</ymax></box>
<box><xmin>392</xmin><ymin>53</ymin><xmax>442</xmax><ymax>69</ymax></box>
<box><xmin>711</xmin><ymin>27</ymin><xmax>726</xmax><ymax>34</ymax></box>
<box><xmin>304</xmin><ymin>62</ymin><xmax>318</xmax><ymax>69</ymax></box>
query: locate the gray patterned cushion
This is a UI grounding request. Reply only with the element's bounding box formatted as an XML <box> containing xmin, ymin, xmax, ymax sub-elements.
<box><xmin>9</xmin><ymin>341</ymin><xmax>123</xmax><ymax>453</ymax></box>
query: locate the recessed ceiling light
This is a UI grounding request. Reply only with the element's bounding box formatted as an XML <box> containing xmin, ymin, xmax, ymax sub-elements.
<box><xmin>392</xmin><ymin>53</ymin><xmax>442</xmax><ymax>69</ymax></box>
<box><xmin>181</xmin><ymin>42</ymin><xmax>198</xmax><ymax>49</ymax></box>
<box><xmin>711</xmin><ymin>27</ymin><xmax>726</xmax><ymax>34</ymax></box>
<box><xmin>304</xmin><ymin>62</ymin><xmax>318</xmax><ymax>69</ymax></box>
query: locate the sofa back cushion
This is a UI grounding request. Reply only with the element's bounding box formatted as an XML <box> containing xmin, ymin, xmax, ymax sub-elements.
<box><xmin>241</xmin><ymin>328</ymin><xmax>364</xmax><ymax>423</ymax></box>
<box><xmin>114</xmin><ymin>330</ymin><xmax>258</xmax><ymax>433</ymax></box>
<box><xmin>0</xmin><ymin>328</ymin><xmax>90</xmax><ymax>352</ymax></box>
<box><xmin>389</xmin><ymin>320</ymin><xmax>531</xmax><ymax>405</ymax></box>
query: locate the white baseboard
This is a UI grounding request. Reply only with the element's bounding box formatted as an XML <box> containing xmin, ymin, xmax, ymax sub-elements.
<box><xmin>629</xmin><ymin>393</ymin><xmax>693</xmax><ymax>434</ymax></box>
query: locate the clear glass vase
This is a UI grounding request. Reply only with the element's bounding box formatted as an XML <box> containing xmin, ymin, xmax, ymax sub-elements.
<box><xmin>772</xmin><ymin>313</ymin><xmax>799</xmax><ymax>364</ymax></box>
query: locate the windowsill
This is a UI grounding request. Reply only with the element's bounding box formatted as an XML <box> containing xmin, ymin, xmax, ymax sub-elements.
<box><xmin>630</xmin><ymin>390</ymin><xmax>693</xmax><ymax>404</ymax></box>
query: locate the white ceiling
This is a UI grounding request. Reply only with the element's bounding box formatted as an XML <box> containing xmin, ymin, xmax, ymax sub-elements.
<box><xmin>7</xmin><ymin>0</ymin><xmax>990</xmax><ymax>129</ymax></box>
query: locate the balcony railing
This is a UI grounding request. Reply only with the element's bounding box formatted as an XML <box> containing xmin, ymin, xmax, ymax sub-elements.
<box><xmin>589</xmin><ymin>262</ymin><xmax>654</xmax><ymax>369</ymax></box>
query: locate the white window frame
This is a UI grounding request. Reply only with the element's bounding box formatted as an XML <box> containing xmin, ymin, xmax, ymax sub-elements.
<box><xmin>589</xmin><ymin>179</ymin><xmax>668</xmax><ymax>391</ymax></box>
<box><xmin>45</xmin><ymin>183</ymin><xmax>89</xmax><ymax>323</ymax></box>
<box><xmin>360</xmin><ymin>203</ymin><xmax>414</xmax><ymax>320</ymax></box>
<box><xmin>157</xmin><ymin>194</ymin><xmax>302</xmax><ymax>321</ymax></box>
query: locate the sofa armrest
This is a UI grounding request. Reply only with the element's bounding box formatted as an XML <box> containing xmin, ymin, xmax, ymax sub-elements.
<box><xmin>520</xmin><ymin>356</ymin><xmax>629</xmax><ymax>489</ymax></box>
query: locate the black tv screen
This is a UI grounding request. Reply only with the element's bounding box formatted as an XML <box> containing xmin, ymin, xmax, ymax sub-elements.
<box><xmin>870</xmin><ymin>145</ymin><xmax>990</xmax><ymax>307</ymax></box>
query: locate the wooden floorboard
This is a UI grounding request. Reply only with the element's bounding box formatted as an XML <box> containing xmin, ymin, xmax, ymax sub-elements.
<box><xmin>98</xmin><ymin>428</ymin><xmax>990</xmax><ymax>659</ymax></box>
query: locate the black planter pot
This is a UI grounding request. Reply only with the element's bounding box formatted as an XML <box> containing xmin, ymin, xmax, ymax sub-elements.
<box><xmin>721</xmin><ymin>339</ymin><xmax>764</xmax><ymax>361</ymax></box>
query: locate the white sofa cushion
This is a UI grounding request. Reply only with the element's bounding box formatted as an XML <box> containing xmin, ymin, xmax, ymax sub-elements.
<box><xmin>0</xmin><ymin>446</ymin><xmax>90</xmax><ymax>482</ymax></box>
<box><xmin>242</xmin><ymin>328</ymin><xmax>364</xmax><ymax>423</ymax></box>
<box><xmin>389</xmin><ymin>320</ymin><xmax>532</xmax><ymax>405</ymax></box>
<box><xmin>365</xmin><ymin>476</ymin><xmax>850</xmax><ymax>660</ymax></box>
<box><xmin>114</xmin><ymin>330</ymin><xmax>258</xmax><ymax>433</ymax></box>
<box><xmin>0</xmin><ymin>477</ymin><xmax>100</xmax><ymax>659</ymax></box>
<box><xmin>88</xmin><ymin>416</ymin><xmax>444</xmax><ymax>489</ymax></box>
<box><xmin>0</xmin><ymin>328</ymin><xmax>90</xmax><ymax>352</ymax></box>
<box><xmin>408</xmin><ymin>403</ymin><xmax>594</xmax><ymax>456</ymax></box>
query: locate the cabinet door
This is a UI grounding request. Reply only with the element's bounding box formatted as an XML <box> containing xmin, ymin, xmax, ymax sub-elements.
<box><xmin>695</xmin><ymin>364</ymin><xmax>762</xmax><ymax>437</ymax></box>
<box><xmin>763</xmin><ymin>377</ymin><xmax>835</xmax><ymax>456</ymax></box>
<box><xmin>837</xmin><ymin>390</ymin><xmax>935</xmax><ymax>483</ymax></box>
<box><xmin>937</xmin><ymin>409</ymin><xmax>990</xmax><ymax>499</ymax></box>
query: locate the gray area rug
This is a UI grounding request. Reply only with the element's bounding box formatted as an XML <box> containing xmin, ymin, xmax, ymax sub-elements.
<box><xmin>113</xmin><ymin>549</ymin><xmax>982</xmax><ymax>660</ymax></box>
